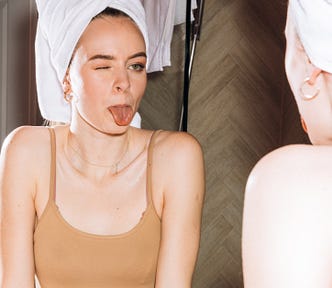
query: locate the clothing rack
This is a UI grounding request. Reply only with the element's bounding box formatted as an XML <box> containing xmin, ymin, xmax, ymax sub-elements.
<box><xmin>179</xmin><ymin>0</ymin><xmax>205</xmax><ymax>132</ymax></box>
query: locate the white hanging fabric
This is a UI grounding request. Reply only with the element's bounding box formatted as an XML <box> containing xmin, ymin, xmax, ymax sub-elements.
<box><xmin>174</xmin><ymin>0</ymin><xmax>197</xmax><ymax>25</ymax></box>
<box><xmin>142</xmin><ymin>0</ymin><xmax>197</xmax><ymax>73</ymax></box>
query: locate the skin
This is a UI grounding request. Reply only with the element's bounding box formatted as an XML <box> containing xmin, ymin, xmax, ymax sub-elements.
<box><xmin>242</xmin><ymin>7</ymin><xmax>332</xmax><ymax>288</ymax></box>
<box><xmin>0</xmin><ymin>15</ymin><xmax>205</xmax><ymax>287</ymax></box>
<box><xmin>283</xmin><ymin>13</ymin><xmax>332</xmax><ymax>145</ymax></box>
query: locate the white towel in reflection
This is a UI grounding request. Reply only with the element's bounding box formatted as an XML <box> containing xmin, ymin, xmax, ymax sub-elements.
<box><xmin>142</xmin><ymin>0</ymin><xmax>197</xmax><ymax>72</ymax></box>
<box><xmin>174</xmin><ymin>0</ymin><xmax>197</xmax><ymax>25</ymax></box>
<box><xmin>290</xmin><ymin>0</ymin><xmax>332</xmax><ymax>73</ymax></box>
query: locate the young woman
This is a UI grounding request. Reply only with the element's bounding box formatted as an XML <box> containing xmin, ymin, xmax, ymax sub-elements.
<box><xmin>242</xmin><ymin>0</ymin><xmax>332</xmax><ymax>287</ymax></box>
<box><xmin>0</xmin><ymin>1</ymin><xmax>205</xmax><ymax>287</ymax></box>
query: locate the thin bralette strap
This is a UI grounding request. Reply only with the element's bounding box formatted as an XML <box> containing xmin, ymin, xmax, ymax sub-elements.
<box><xmin>146</xmin><ymin>130</ymin><xmax>162</xmax><ymax>204</ymax></box>
<box><xmin>48</xmin><ymin>128</ymin><xmax>56</xmax><ymax>201</ymax></box>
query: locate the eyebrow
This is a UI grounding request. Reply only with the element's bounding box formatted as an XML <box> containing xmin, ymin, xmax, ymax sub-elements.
<box><xmin>129</xmin><ymin>52</ymin><xmax>147</xmax><ymax>60</ymax></box>
<box><xmin>88</xmin><ymin>54</ymin><xmax>114</xmax><ymax>61</ymax></box>
<box><xmin>88</xmin><ymin>52</ymin><xmax>147</xmax><ymax>62</ymax></box>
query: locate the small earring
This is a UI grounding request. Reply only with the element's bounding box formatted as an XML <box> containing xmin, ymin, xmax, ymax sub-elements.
<box><xmin>300</xmin><ymin>77</ymin><xmax>320</xmax><ymax>100</ymax></box>
<box><xmin>62</xmin><ymin>75</ymin><xmax>73</xmax><ymax>103</ymax></box>
<box><xmin>64</xmin><ymin>93</ymin><xmax>73</xmax><ymax>103</ymax></box>
<box><xmin>300</xmin><ymin>115</ymin><xmax>308</xmax><ymax>134</ymax></box>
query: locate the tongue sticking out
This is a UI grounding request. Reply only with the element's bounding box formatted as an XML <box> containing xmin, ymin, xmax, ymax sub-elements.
<box><xmin>108</xmin><ymin>105</ymin><xmax>134</xmax><ymax>126</ymax></box>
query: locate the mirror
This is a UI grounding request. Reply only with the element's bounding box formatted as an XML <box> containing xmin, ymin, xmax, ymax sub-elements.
<box><xmin>0</xmin><ymin>0</ymin><xmax>310</xmax><ymax>287</ymax></box>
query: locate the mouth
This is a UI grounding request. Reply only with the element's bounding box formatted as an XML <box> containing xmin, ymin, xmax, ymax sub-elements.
<box><xmin>108</xmin><ymin>105</ymin><xmax>134</xmax><ymax>126</ymax></box>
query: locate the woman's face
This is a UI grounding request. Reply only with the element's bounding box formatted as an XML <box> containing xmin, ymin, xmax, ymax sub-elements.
<box><xmin>67</xmin><ymin>15</ymin><xmax>147</xmax><ymax>134</ymax></box>
<box><xmin>285</xmin><ymin>11</ymin><xmax>332</xmax><ymax>144</ymax></box>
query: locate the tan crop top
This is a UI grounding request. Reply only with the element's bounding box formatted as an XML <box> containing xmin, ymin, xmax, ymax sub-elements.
<box><xmin>34</xmin><ymin>129</ymin><xmax>161</xmax><ymax>288</ymax></box>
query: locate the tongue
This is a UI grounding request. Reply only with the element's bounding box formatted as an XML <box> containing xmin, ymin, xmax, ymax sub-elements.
<box><xmin>109</xmin><ymin>105</ymin><xmax>133</xmax><ymax>126</ymax></box>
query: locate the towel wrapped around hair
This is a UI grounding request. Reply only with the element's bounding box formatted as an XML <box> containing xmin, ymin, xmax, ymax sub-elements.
<box><xmin>289</xmin><ymin>0</ymin><xmax>332</xmax><ymax>73</ymax></box>
<box><xmin>35</xmin><ymin>0</ymin><xmax>148</xmax><ymax>125</ymax></box>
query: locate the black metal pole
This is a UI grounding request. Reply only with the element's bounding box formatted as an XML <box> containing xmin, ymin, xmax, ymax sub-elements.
<box><xmin>195</xmin><ymin>0</ymin><xmax>205</xmax><ymax>40</ymax></box>
<box><xmin>181</xmin><ymin>0</ymin><xmax>192</xmax><ymax>132</ymax></box>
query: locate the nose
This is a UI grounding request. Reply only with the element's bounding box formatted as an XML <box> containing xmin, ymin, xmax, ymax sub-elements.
<box><xmin>113</xmin><ymin>68</ymin><xmax>130</xmax><ymax>93</ymax></box>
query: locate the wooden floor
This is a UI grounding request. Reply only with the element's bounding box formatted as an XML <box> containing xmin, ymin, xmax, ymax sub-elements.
<box><xmin>141</xmin><ymin>1</ymin><xmax>309</xmax><ymax>287</ymax></box>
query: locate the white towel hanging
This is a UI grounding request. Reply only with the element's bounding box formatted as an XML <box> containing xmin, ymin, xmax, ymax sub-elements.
<box><xmin>142</xmin><ymin>0</ymin><xmax>197</xmax><ymax>73</ymax></box>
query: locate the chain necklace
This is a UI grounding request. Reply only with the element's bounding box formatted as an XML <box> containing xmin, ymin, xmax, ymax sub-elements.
<box><xmin>66</xmin><ymin>135</ymin><xmax>130</xmax><ymax>174</ymax></box>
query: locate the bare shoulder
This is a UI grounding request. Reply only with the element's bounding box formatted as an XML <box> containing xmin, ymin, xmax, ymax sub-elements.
<box><xmin>1</xmin><ymin>125</ymin><xmax>51</xmax><ymax>166</ymax></box>
<box><xmin>246</xmin><ymin>144</ymin><xmax>332</xmax><ymax>201</ymax></box>
<box><xmin>152</xmin><ymin>130</ymin><xmax>205</xmax><ymax>197</ymax></box>
<box><xmin>250</xmin><ymin>144</ymin><xmax>332</xmax><ymax>178</ymax></box>
<box><xmin>0</xmin><ymin>126</ymin><xmax>52</xmax><ymax>205</ymax></box>
<box><xmin>243</xmin><ymin>147</ymin><xmax>332</xmax><ymax>288</ymax></box>
<box><xmin>1</xmin><ymin>125</ymin><xmax>50</xmax><ymax>153</ymax></box>
<box><xmin>152</xmin><ymin>130</ymin><xmax>204</xmax><ymax>178</ymax></box>
<box><xmin>153</xmin><ymin>130</ymin><xmax>203</xmax><ymax>160</ymax></box>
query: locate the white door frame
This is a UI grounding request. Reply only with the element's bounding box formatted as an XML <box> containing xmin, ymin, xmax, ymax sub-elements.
<box><xmin>1</xmin><ymin>0</ymin><xmax>8</xmax><ymax>144</ymax></box>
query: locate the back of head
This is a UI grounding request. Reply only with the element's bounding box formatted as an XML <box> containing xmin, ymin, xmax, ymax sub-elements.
<box><xmin>288</xmin><ymin>0</ymin><xmax>332</xmax><ymax>73</ymax></box>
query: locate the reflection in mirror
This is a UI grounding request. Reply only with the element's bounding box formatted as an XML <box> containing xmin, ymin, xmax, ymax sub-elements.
<box><xmin>0</xmin><ymin>0</ymin><xmax>312</xmax><ymax>287</ymax></box>
<box><xmin>0</xmin><ymin>1</ymin><xmax>205</xmax><ymax>287</ymax></box>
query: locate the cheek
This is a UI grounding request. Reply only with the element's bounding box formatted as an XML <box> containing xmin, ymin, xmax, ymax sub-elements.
<box><xmin>319</xmin><ymin>73</ymin><xmax>332</xmax><ymax>121</ymax></box>
<box><xmin>324</xmin><ymin>73</ymin><xmax>332</xmax><ymax>98</ymax></box>
<box><xmin>298</xmin><ymin>75</ymin><xmax>332</xmax><ymax>144</ymax></box>
<box><xmin>132</xmin><ymin>74</ymin><xmax>147</xmax><ymax>100</ymax></box>
<box><xmin>69</xmin><ymin>67</ymin><xmax>85</xmax><ymax>98</ymax></box>
<box><xmin>285</xmin><ymin>46</ymin><xmax>301</xmax><ymax>96</ymax></box>
<box><xmin>75</xmin><ymin>70</ymin><xmax>110</xmax><ymax>104</ymax></box>
<box><xmin>285</xmin><ymin>46</ymin><xmax>310</xmax><ymax>117</ymax></box>
<box><xmin>81</xmin><ymin>73</ymin><xmax>102</xmax><ymax>96</ymax></box>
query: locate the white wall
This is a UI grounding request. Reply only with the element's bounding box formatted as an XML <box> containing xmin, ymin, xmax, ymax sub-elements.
<box><xmin>0</xmin><ymin>0</ymin><xmax>39</xmax><ymax>145</ymax></box>
<box><xmin>1</xmin><ymin>0</ymin><xmax>8</xmax><ymax>144</ymax></box>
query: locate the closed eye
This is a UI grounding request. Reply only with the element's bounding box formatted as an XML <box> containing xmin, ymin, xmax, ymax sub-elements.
<box><xmin>95</xmin><ymin>66</ymin><xmax>111</xmax><ymax>70</ymax></box>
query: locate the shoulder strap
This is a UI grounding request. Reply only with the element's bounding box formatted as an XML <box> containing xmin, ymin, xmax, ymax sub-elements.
<box><xmin>146</xmin><ymin>130</ymin><xmax>162</xmax><ymax>204</ymax></box>
<box><xmin>48</xmin><ymin>128</ymin><xmax>56</xmax><ymax>201</ymax></box>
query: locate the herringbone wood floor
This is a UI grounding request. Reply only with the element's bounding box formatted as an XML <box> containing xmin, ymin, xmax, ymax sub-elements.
<box><xmin>141</xmin><ymin>1</ymin><xmax>309</xmax><ymax>287</ymax></box>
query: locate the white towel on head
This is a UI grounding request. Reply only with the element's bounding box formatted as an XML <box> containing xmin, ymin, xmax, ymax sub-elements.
<box><xmin>289</xmin><ymin>0</ymin><xmax>332</xmax><ymax>73</ymax></box>
<box><xmin>35</xmin><ymin>0</ymin><xmax>148</xmax><ymax>125</ymax></box>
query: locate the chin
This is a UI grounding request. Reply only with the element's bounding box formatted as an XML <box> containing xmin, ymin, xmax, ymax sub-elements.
<box><xmin>82</xmin><ymin>119</ymin><xmax>129</xmax><ymax>136</ymax></box>
<box><xmin>104</xmin><ymin>124</ymin><xmax>130</xmax><ymax>135</ymax></box>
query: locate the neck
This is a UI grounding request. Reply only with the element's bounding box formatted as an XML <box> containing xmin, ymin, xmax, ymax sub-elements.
<box><xmin>66</xmin><ymin>120</ymin><xmax>132</xmax><ymax>176</ymax></box>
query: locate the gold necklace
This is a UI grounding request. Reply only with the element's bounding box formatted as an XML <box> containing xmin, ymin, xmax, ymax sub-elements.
<box><xmin>66</xmin><ymin>135</ymin><xmax>130</xmax><ymax>174</ymax></box>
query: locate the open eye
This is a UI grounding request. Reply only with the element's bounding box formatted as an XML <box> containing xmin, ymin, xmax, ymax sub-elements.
<box><xmin>129</xmin><ymin>63</ymin><xmax>145</xmax><ymax>71</ymax></box>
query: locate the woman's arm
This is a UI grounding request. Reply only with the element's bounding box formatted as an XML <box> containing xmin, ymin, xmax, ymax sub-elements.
<box><xmin>242</xmin><ymin>145</ymin><xmax>332</xmax><ymax>288</ymax></box>
<box><xmin>154</xmin><ymin>132</ymin><xmax>205</xmax><ymax>288</ymax></box>
<box><xmin>1</xmin><ymin>127</ymin><xmax>38</xmax><ymax>287</ymax></box>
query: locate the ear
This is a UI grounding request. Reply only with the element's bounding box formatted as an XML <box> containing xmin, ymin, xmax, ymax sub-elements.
<box><xmin>307</xmin><ymin>67</ymin><xmax>322</xmax><ymax>85</ymax></box>
<box><xmin>62</xmin><ymin>71</ymin><xmax>72</xmax><ymax>94</ymax></box>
